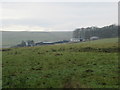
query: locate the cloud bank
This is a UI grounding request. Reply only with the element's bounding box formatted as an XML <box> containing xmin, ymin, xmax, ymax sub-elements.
<box><xmin>0</xmin><ymin>2</ymin><xmax>118</xmax><ymax>31</ymax></box>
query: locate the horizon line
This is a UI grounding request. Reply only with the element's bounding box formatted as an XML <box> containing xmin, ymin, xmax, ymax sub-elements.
<box><xmin>0</xmin><ymin>24</ymin><xmax>117</xmax><ymax>32</ymax></box>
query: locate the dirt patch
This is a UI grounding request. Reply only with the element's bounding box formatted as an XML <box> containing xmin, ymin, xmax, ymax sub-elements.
<box><xmin>85</xmin><ymin>69</ymin><xmax>94</xmax><ymax>73</ymax></box>
<box><xmin>54</xmin><ymin>53</ymin><xmax>63</xmax><ymax>56</ymax></box>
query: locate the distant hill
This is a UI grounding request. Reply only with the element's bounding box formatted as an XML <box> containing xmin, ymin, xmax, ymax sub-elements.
<box><xmin>2</xmin><ymin>31</ymin><xmax>72</xmax><ymax>48</ymax></box>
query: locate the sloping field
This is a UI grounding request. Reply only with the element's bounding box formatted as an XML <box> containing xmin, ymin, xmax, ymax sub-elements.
<box><xmin>2</xmin><ymin>38</ymin><xmax>119</xmax><ymax>88</ymax></box>
<box><xmin>2</xmin><ymin>31</ymin><xmax>72</xmax><ymax>48</ymax></box>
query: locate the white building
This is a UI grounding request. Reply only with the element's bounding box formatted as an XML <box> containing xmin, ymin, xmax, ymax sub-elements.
<box><xmin>90</xmin><ymin>36</ymin><xmax>99</xmax><ymax>40</ymax></box>
<box><xmin>70</xmin><ymin>38</ymin><xmax>85</xmax><ymax>42</ymax></box>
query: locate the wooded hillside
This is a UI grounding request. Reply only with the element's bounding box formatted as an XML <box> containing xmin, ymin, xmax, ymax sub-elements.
<box><xmin>73</xmin><ymin>24</ymin><xmax>118</xmax><ymax>39</ymax></box>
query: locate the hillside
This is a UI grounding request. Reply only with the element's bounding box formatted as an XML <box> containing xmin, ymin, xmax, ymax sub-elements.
<box><xmin>2</xmin><ymin>31</ymin><xmax>72</xmax><ymax>48</ymax></box>
<box><xmin>2</xmin><ymin>38</ymin><xmax>119</xmax><ymax>88</ymax></box>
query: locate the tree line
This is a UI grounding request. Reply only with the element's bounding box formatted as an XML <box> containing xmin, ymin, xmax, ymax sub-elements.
<box><xmin>73</xmin><ymin>24</ymin><xmax>118</xmax><ymax>39</ymax></box>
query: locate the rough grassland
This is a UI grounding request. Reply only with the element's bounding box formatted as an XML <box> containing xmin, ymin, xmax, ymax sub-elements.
<box><xmin>0</xmin><ymin>51</ymin><xmax>2</xmax><ymax>89</ymax></box>
<box><xmin>2</xmin><ymin>38</ymin><xmax>119</xmax><ymax>88</ymax></box>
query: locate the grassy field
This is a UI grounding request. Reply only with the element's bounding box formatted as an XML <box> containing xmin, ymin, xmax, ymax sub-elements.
<box><xmin>2</xmin><ymin>38</ymin><xmax>119</xmax><ymax>88</ymax></box>
<box><xmin>0</xmin><ymin>51</ymin><xmax>2</xmax><ymax>89</ymax></box>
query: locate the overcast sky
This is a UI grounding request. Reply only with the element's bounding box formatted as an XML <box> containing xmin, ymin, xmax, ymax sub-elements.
<box><xmin>0</xmin><ymin>1</ymin><xmax>118</xmax><ymax>31</ymax></box>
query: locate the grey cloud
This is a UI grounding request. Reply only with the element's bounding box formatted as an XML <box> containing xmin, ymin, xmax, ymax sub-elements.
<box><xmin>1</xmin><ymin>2</ymin><xmax>118</xmax><ymax>31</ymax></box>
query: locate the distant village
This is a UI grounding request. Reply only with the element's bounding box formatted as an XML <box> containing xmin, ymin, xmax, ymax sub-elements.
<box><xmin>13</xmin><ymin>36</ymin><xmax>99</xmax><ymax>48</ymax></box>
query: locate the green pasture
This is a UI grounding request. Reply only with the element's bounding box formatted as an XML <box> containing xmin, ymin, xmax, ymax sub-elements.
<box><xmin>2</xmin><ymin>38</ymin><xmax>119</xmax><ymax>88</ymax></box>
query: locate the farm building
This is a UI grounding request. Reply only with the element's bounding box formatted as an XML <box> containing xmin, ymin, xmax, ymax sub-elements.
<box><xmin>13</xmin><ymin>40</ymin><xmax>70</xmax><ymax>48</ymax></box>
<box><xmin>35</xmin><ymin>41</ymin><xmax>43</xmax><ymax>46</ymax></box>
<box><xmin>70</xmin><ymin>38</ymin><xmax>85</xmax><ymax>42</ymax></box>
<box><xmin>35</xmin><ymin>41</ymin><xmax>55</xmax><ymax>46</ymax></box>
<box><xmin>42</xmin><ymin>42</ymin><xmax>55</xmax><ymax>45</ymax></box>
<box><xmin>54</xmin><ymin>40</ymin><xmax>69</xmax><ymax>44</ymax></box>
<box><xmin>90</xmin><ymin>36</ymin><xmax>99</xmax><ymax>40</ymax></box>
<box><xmin>14</xmin><ymin>40</ymin><xmax>35</xmax><ymax>47</ymax></box>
